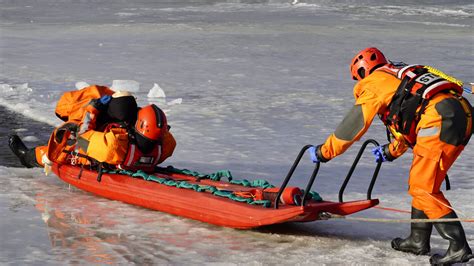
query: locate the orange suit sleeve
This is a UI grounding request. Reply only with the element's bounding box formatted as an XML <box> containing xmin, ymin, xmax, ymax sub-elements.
<box><xmin>318</xmin><ymin>71</ymin><xmax>403</xmax><ymax>161</ymax></box>
<box><xmin>320</xmin><ymin>87</ymin><xmax>382</xmax><ymax>161</ymax></box>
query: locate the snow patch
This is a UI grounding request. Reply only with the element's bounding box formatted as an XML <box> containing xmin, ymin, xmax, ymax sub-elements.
<box><xmin>22</xmin><ymin>136</ymin><xmax>40</xmax><ymax>142</ymax></box>
<box><xmin>1</xmin><ymin>83</ymin><xmax>31</xmax><ymax>93</ymax></box>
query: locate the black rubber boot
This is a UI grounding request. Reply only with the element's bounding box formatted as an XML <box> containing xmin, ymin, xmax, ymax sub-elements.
<box><xmin>391</xmin><ymin>207</ymin><xmax>432</xmax><ymax>255</ymax></box>
<box><xmin>8</xmin><ymin>134</ymin><xmax>40</xmax><ymax>168</ymax></box>
<box><xmin>430</xmin><ymin>212</ymin><xmax>473</xmax><ymax>265</ymax></box>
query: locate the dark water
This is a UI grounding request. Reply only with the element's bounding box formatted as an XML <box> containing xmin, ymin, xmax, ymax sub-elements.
<box><xmin>0</xmin><ymin>106</ymin><xmax>53</xmax><ymax>167</ymax></box>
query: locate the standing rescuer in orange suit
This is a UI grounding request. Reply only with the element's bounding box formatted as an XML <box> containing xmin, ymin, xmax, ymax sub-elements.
<box><xmin>309</xmin><ymin>47</ymin><xmax>473</xmax><ymax>265</ymax></box>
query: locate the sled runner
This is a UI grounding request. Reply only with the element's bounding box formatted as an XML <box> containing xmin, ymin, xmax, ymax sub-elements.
<box><xmin>52</xmin><ymin>140</ymin><xmax>382</xmax><ymax>229</ymax></box>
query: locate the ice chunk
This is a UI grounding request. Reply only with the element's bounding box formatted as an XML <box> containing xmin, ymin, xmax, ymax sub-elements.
<box><xmin>147</xmin><ymin>83</ymin><xmax>166</xmax><ymax>98</ymax></box>
<box><xmin>75</xmin><ymin>81</ymin><xmax>90</xmax><ymax>90</ymax></box>
<box><xmin>111</xmin><ymin>80</ymin><xmax>140</xmax><ymax>92</ymax></box>
<box><xmin>167</xmin><ymin>98</ymin><xmax>182</xmax><ymax>105</ymax></box>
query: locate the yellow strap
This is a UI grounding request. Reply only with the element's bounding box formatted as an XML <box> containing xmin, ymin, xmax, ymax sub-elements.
<box><xmin>424</xmin><ymin>66</ymin><xmax>464</xmax><ymax>87</ymax></box>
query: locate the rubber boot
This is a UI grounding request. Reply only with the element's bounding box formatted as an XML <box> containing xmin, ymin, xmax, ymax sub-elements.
<box><xmin>8</xmin><ymin>135</ymin><xmax>40</xmax><ymax>168</ymax></box>
<box><xmin>430</xmin><ymin>212</ymin><xmax>473</xmax><ymax>265</ymax></box>
<box><xmin>391</xmin><ymin>207</ymin><xmax>432</xmax><ymax>255</ymax></box>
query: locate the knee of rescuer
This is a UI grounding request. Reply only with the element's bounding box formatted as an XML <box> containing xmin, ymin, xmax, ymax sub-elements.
<box><xmin>434</xmin><ymin>98</ymin><xmax>470</xmax><ymax>146</ymax></box>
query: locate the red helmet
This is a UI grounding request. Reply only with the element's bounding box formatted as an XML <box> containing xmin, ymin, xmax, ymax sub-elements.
<box><xmin>134</xmin><ymin>104</ymin><xmax>168</xmax><ymax>149</ymax></box>
<box><xmin>350</xmin><ymin>47</ymin><xmax>388</xmax><ymax>81</ymax></box>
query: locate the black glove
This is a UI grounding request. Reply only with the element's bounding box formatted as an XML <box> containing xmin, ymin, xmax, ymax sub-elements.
<box><xmin>55</xmin><ymin>122</ymin><xmax>79</xmax><ymax>143</ymax></box>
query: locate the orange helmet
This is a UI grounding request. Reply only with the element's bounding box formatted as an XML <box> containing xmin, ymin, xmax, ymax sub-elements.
<box><xmin>350</xmin><ymin>47</ymin><xmax>388</xmax><ymax>81</ymax></box>
<box><xmin>134</xmin><ymin>104</ymin><xmax>168</xmax><ymax>152</ymax></box>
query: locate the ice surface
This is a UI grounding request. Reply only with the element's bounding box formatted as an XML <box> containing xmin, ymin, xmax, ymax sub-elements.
<box><xmin>0</xmin><ymin>0</ymin><xmax>473</xmax><ymax>264</ymax></box>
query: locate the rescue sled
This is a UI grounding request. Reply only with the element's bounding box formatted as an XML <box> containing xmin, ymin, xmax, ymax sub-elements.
<box><xmin>52</xmin><ymin>140</ymin><xmax>382</xmax><ymax>229</ymax></box>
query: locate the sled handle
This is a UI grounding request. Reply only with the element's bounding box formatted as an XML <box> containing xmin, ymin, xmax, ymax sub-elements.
<box><xmin>275</xmin><ymin>145</ymin><xmax>320</xmax><ymax>209</ymax></box>
<box><xmin>338</xmin><ymin>139</ymin><xmax>382</xmax><ymax>203</ymax></box>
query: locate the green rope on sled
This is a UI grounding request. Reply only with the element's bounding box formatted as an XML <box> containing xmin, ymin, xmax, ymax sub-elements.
<box><xmin>131</xmin><ymin>170</ymin><xmax>149</xmax><ymax>179</ymax></box>
<box><xmin>105</xmin><ymin>168</ymin><xmax>271</xmax><ymax>207</ymax></box>
<box><xmin>159</xmin><ymin>166</ymin><xmax>275</xmax><ymax>190</ymax></box>
<box><xmin>147</xmin><ymin>175</ymin><xmax>166</xmax><ymax>184</ymax></box>
<box><xmin>105</xmin><ymin>166</ymin><xmax>322</xmax><ymax>207</ymax></box>
<box><xmin>229</xmin><ymin>179</ymin><xmax>275</xmax><ymax>189</ymax></box>
<box><xmin>158</xmin><ymin>166</ymin><xmax>233</xmax><ymax>181</ymax></box>
<box><xmin>301</xmin><ymin>190</ymin><xmax>323</xmax><ymax>202</ymax></box>
<box><xmin>211</xmin><ymin>190</ymin><xmax>272</xmax><ymax>207</ymax></box>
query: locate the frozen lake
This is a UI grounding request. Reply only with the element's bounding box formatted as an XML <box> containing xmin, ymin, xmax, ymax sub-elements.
<box><xmin>1</xmin><ymin>0</ymin><xmax>473</xmax><ymax>264</ymax></box>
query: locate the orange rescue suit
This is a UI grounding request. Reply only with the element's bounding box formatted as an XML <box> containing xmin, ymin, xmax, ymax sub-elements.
<box><xmin>34</xmin><ymin>85</ymin><xmax>176</xmax><ymax>172</ymax></box>
<box><xmin>37</xmin><ymin>123</ymin><xmax>176</xmax><ymax>172</ymax></box>
<box><xmin>77</xmin><ymin>128</ymin><xmax>176</xmax><ymax>170</ymax></box>
<box><xmin>319</xmin><ymin>68</ymin><xmax>472</xmax><ymax>219</ymax></box>
<box><xmin>35</xmin><ymin>85</ymin><xmax>115</xmax><ymax>166</ymax></box>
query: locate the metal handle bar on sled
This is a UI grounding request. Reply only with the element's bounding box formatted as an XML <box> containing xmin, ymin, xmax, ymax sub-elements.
<box><xmin>338</xmin><ymin>139</ymin><xmax>382</xmax><ymax>203</ymax></box>
<box><xmin>274</xmin><ymin>139</ymin><xmax>383</xmax><ymax>209</ymax></box>
<box><xmin>275</xmin><ymin>145</ymin><xmax>320</xmax><ymax>209</ymax></box>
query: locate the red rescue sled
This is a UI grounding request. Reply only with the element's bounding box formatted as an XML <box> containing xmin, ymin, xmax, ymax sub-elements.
<box><xmin>52</xmin><ymin>140</ymin><xmax>382</xmax><ymax>229</ymax></box>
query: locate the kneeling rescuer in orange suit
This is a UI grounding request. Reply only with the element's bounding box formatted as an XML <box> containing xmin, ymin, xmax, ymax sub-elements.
<box><xmin>309</xmin><ymin>47</ymin><xmax>473</xmax><ymax>265</ymax></box>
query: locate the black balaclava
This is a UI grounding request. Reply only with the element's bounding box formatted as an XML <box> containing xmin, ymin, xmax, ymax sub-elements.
<box><xmin>107</xmin><ymin>95</ymin><xmax>138</xmax><ymax>126</ymax></box>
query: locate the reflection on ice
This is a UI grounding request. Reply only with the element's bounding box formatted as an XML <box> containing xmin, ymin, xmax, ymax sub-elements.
<box><xmin>0</xmin><ymin>162</ymin><xmax>468</xmax><ymax>264</ymax></box>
